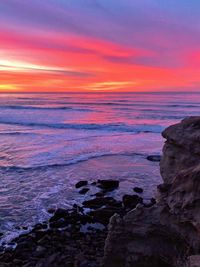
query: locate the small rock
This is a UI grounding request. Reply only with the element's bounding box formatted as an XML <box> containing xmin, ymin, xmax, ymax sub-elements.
<box><xmin>122</xmin><ymin>194</ymin><xmax>143</xmax><ymax>209</ymax></box>
<box><xmin>144</xmin><ymin>198</ymin><xmax>156</xmax><ymax>208</ymax></box>
<box><xmin>147</xmin><ymin>155</ymin><xmax>161</xmax><ymax>162</ymax></box>
<box><xmin>82</xmin><ymin>197</ymin><xmax>121</xmax><ymax>209</ymax></box>
<box><xmin>133</xmin><ymin>187</ymin><xmax>143</xmax><ymax>193</ymax></box>
<box><xmin>34</xmin><ymin>223</ymin><xmax>44</xmax><ymax>231</ymax></box>
<box><xmin>34</xmin><ymin>245</ymin><xmax>46</xmax><ymax>257</ymax></box>
<box><xmin>93</xmin><ymin>191</ymin><xmax>105</xmax><ymax>197</ymax></box>
<box><xmin>79</xmin><ymin>188</ymin><xmax>90</xmax><ymax>194</ymax></box>
<box><xmin>97</xmin><ymin>180</ymin><xmax>119</xmax><ymax>191</ymax></box>
<box><xmin>89</xmin><ymin>207</ymin><xmax>121</xmax><ymax>225</ymax></box>
<box><xmin>49</xmin><ymin>218</ymin><xmax>67</xmax><ymax>228</ymax></box>
<box><xmin>151</xmin><ymin>198</ymin><xmax>156</xmax><ymax>205</ymax></box>
<box><xmin>47</xmin><ymin>208</ymin><xmax>56</xmax><ymax>214</ymax></box>
<box><xmin>75</xmin><ymin>181</ymin><xmax>88</xmax><ymax>188</ymax></box>
<box><xmin>49</xmin><ymin>208</ymin><xmax>69</xmax><ymax>222</ymax></box>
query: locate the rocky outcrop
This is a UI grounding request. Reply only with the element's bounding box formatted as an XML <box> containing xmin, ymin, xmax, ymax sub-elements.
<box><xmin>102</xmin><ymin>117</ymin><xmax>200</xmax><ymax>267</ymax></box>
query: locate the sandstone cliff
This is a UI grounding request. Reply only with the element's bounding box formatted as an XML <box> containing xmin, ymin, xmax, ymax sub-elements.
<box><xmin>101</xmin><ymin>117</ymin><xmax>200</xmax><ymax>267</ymax></box>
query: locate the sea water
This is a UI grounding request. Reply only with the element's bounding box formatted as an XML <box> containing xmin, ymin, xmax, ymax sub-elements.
<box><xmin>0</xmin><ymin>92</ymin><xmax>199</xmax><ymax>243</ymax></box>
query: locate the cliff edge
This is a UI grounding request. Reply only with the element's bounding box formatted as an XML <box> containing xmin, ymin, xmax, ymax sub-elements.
<box><xmin>101</xmin><ymin>117</ymin><xmax>200</xmax><ymax>267</ymax></box>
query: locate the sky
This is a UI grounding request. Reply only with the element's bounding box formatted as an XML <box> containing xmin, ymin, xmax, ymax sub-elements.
<box><xmin>0</xmin><ymin>0</ymin><xmax>200</xmax><ymax>92</ymax></box>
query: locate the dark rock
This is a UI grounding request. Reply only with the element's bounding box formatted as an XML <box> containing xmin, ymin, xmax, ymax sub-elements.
<box><xmin>122</xmin><ymin>194</ymin><xmax>143</xmax><ymax>209</ymax></box>
<box><xmin>93</xmin><ymin>191</ymin><xmax>105</xmax><ymax>197</ymax></box>
<box><xmin>97</xmin><ymin>179</ymin><xmax>119</xmax><ymax>191</ymax></box>
<box><xmin>157</xmin><ymin>183</ymin><xmax>171</xmax><ymax>193</ymax></box>
<box><xmin>147</xmin><ymin>155</ymin><xmax>161</xmax><ymax>162</ymax></box>
<box><xmin>33</xmin><ymin>245</ymin><xmax>46</xmax><ymax>258</ymax></box>
<box><xmin>79</xmin><ymin>188</ymin><xmax>90</xmax><ymax>194</ymax></box>
<box><xmin>102</xmin><ymin>117</ymin><xmax>200</xmax><ymax>267</ymax></box>
<box><xmin>150</xmin><ymin>198</ymin><xmax>156</xmax><ymax>205</ymax></box>
<box><xmin>47</xmin><ymin>208</ymin><xmax>56</xmax><ymax>214</ymax></box>
<box><xmin>49</xmin><ymin>218</ymin><xmax>67</xmax><ymax>228</ymax></box>
<box><xmin>133</xmin><ymin>187</ymin><xmax>143</xmax><ymax>193</ymax></box>
<box><xmin>34</xmin><ymin>223</ymin><xmax>44</xmax><ymax>231</ymax></box>
<box><xmin>49</xmin><ymin>208</ymin><xmax>69</xmax><ymax>222</ymax></box>
<box><xmin>144</xmin><ymin>198</ymin><xmax>156</xmax><ymax>208</ymax></box>
<box><xmin>75</xmin><ymin>181</ymin><xmax>88</xmax><ymax>188</ymax></box>
<box><xmin>82</xmin><ymin>197</ymin><xmax>121</xmax><ymax>209</ymax></box>
<box><xmin>89</xmin><ymin>207</ymin><xmax>122</xmax><ymax>225</ymax></box>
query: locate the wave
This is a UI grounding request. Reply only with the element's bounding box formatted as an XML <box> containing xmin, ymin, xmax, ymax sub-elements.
<box><xmin>0</xmin><ymin>105</ymin><xmax>92</xmax><ymax>112</ymax></box>
<box><xmin>0</xmin><ymin>120</ymin><xmax>164</xmax><ymax>133</ymax></box>
<box><xmin>0</xmin><ymin>132</ymin><xmax>38</xmax><ymax>136</ymax></box>
<box><xmin>38</xmin><ymin>101</ymin><xmax>200</xmax><ymax>108</ymax></box>
<box><xmin>0</xmin><ymin>151</ymin><xmax>146</xmax><ymax>172</ymax></box>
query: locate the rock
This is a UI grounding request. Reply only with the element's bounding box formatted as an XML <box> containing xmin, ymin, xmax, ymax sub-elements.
<box><xmin>47</xmin><ymin>208</ymin><xmax>56</xmax><ymax>214</ymax></box>
<box><xmin>188</xmin><ymin>255</ymin><xmax>200</xmax><ymax>267</ymax></box>
<box><xmin>146</xmin><ymin>155</ymin><xmax>161</xmax><ymax>162</ymax></box>
<box><xmin>88</xmin><ymin>207</ymin><xmax>122</xmax><ymax>225</ymax></box>
<box><xmin>49</xmin><ymin>218</ymin><xmax>67</xmax><ymax>228</ymax></box>
<box><xmin>102</xmin><ymin>117</ymin><xmax>200</xmax><ymax>267</ymax></box>
<box><xmin>34</xmin><ymin>245</ymin><xmax>46</xmax><ymax>257</ymax></box>
<box><xmin>157</xmin><ymin>183</ymin><xmax>171</xmax><ymax>193</ymax></box>
<box><xmin>133</xmin><ymin>187</ymin><xmax>143</xmax><ymax>193</ymax></box>
<box><xmin>79</xmin><ymin>188</ymin><xmax>90</xmax><ymax>194</ymax></box>
<box><xmin>93</xmin><ymin>191</ymin><xmax>105</xmax><ymax>197</ymax></box>
<box><xmin>97</xmin><ymin>180</ymin><xmax>119</xmax><ymax>191</ymax></box>
<box><xmin>75</xmin><ymin>181</ymin><xmax>88</xmax><ymax>188</ymax></box>
<box><xmin>49</xmin><ymin>208</ymin><xmax>69</xmax><ymax>222</ymax></box>
<box><xmin>82</xmin><ymin>197</ymin><xmax>121</xmax><ymax>209</ymax></box>
<box><xmin>122</xmin><ymin>194</ymin><xmax>143</xmax><ymax>209</ymax></box>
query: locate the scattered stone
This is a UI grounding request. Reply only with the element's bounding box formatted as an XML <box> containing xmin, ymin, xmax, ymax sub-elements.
<box><xmin>49</xmin><ymin>208</ymin><xmax>69</xmax><ymax>222</ymax></box>
<box><xmin>97</xmin><ymin>180</ymin><xmax>119</xmax><ymax>191</ymax></box>
<box><xmin>150</xmin><ymin>198</ymin><xmax>156</xmax><ymax>205</ymax></box>
<box><xmin>93</xmin><ymin>191</ymin><xmax>105</xmax><ymax>197</ymax></box>
<box><xmin>47</xmin><ymin>208</ymin><xmax>56</xmax><ymax>214</ymax></box>
<box><xmin>144</xmin><ymin>198</ymin><xmax>156</xmax><ymax>208</ymax></box>
<box><xmin>147</xmin><ymin>155</ymin><xmax>161</xmax><ymax>162</ymax></box>
<box><xmin>133</xmin><ymin>187</ymin><xmax>143</xmax><ymax>193</ymax></box>
<box><xmin>75</xmin><ymin>181</ymin><xmax>88</xmax><ymax>188</ymax></box>
<box><xmin>89</xmin><ymin>207</ymin><xmax>122</xmax><ymax>225</ymax></box>
<box><xmin>122</xmin><ymin>194</ymin><xmax>143</xmax><ymax>209</ymax></box>
<box><xmin>82</xmin><ymin>197</ymin><xmax>121</xmax><ymax>209</ymax></box>
<box><xmin>79</xmin><ymin>188</ymin><xmax>90</xmax><ymax>194</ymax></box>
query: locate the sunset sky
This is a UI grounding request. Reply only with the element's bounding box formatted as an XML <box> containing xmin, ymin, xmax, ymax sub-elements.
<box><xmin>0</xmin><ymin>0</ymin><xmax>200</xmax><ymax>92</ymax></box>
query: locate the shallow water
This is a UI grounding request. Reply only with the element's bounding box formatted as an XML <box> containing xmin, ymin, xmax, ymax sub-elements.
<box><xmin>0</xmin><ymin>92</ymin><xmax>199</xmax><ymax>243</ymax></box>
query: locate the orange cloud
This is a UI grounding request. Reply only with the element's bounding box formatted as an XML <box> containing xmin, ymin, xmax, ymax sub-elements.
<box><xmin>0</xmin><ymin>28</ymin><xmax>199</xmax><ymax>92</ymax></box>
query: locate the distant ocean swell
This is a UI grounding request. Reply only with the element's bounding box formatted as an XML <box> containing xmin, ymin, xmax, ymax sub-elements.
<box><xmin>0</xmin><ymin>121</ymin><xmax>164</xmax><ymax>133</ymax></box>
<box><xmin>1</xmin><ymin>103</ymin><xmax>200</xmax><ymax>109</ymax></box>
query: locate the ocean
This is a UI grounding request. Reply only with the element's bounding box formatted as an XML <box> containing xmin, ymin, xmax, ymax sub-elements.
<box><xmin>0</xmin><ymin>92</ymin><xmax>199</xmax><ymax>244</ymax></box>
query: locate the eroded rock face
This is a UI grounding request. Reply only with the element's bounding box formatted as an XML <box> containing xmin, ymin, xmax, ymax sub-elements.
<box><xmin>102</xmin><ymin>117</ymin><xmax>200</xmax><ymax>267</ymax></box>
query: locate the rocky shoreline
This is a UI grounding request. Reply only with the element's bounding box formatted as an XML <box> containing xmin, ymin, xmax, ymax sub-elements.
<box><xmin>0</xmin><ymin>177</ymin><xmax>156</xmax><ymax>267</ymax></box>
<box><xmin>102</xmin><ymin>117</ymin><xmax>200</xmax><ymax>267</ymax></box>
<box><xmin>2</xmin><ymin>116</ymin><xmax>200</xmax><ymax>267</ymax></box>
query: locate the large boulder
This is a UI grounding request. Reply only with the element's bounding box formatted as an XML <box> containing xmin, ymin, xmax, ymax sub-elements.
<box><xmin>101</xmin><ymin>117</ymin><xmax>200</xmax><ymax>267</ymax></box>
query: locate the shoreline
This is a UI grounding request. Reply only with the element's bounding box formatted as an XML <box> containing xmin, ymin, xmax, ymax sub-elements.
<box><xmin>0</xmin><ymin>175</ymin><xmax>156</xmax><ymax>266</ymax></box>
